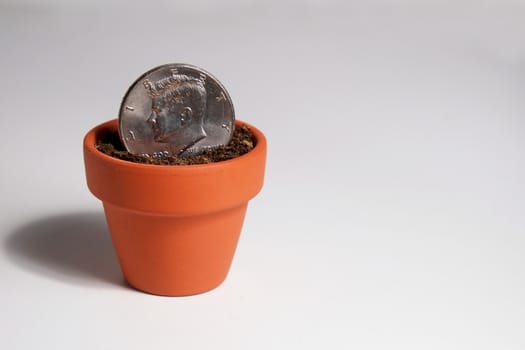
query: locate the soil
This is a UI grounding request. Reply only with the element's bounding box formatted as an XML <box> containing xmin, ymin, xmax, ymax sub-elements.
<box><xmin>96</xmin><ymin>125</ymin><xmax>256</xmax><ymax>165</ymax></box>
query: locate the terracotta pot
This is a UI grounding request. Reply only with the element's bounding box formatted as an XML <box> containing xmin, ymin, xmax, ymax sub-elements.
<box><xmin>83</xmin><ymin>119</ymin><xmax>266</xmax><ymax>296</ymax></box>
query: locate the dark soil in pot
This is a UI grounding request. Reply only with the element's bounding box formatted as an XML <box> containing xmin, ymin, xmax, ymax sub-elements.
<box><xmin>96</xmin><ymin>124</ymin><xmax>255</xmax><ymax>165</ymax></box>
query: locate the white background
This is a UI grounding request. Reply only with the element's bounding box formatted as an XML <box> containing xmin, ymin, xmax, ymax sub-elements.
<box><xmin>1</xmin><ymin>0</ymin><xmax>524</xmax><ymax>348</ymax></box>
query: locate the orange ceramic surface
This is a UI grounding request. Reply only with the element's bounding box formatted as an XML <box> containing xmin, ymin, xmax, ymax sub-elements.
<box><xmin>83</xmin><ymin>119</ymin><xmax>267</xmax><ymax>296</ymax></box>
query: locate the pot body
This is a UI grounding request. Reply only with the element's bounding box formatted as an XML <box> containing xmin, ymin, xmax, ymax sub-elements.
<box><xmin>83</xmin><ymin>119</ymin><xmax>266</xmax><ymax>296</ymax></box>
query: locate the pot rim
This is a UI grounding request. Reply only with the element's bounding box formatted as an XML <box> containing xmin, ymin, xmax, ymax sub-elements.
<box><xmin>83</xmin><ymin>118</ymin><xmax>267</xmax><ymax>215</ymax></box>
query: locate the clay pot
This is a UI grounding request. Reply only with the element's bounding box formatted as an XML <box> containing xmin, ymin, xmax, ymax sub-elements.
<box><xmin>83</xmin><ymin>119</ymin><xmax>266</xmax><ymax>296</ymax></box>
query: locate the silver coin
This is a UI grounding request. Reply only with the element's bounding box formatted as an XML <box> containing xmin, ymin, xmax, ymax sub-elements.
<box><xmin>118</xmin><ymin>63</ymin><xmax>235</xmax><ymax>157</ymax></box>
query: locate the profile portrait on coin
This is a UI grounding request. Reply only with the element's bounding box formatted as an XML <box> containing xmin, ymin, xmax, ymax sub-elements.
<box><xmin>144</xmin><ymin>69</ymin><xmax>208</xmax><ymax>155</ymax></box>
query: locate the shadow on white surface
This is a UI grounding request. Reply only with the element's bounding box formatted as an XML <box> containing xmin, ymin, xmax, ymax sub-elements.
<box><xmin>4</xmin><ymin>211</ymin><xmax>126</xmax><ymax>288</ymax></box>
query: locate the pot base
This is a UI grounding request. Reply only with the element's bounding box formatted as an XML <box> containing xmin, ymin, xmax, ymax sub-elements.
<box><xmin>104</xmin><ymin>203</ymin><xmax>247</xmax><ymax>296</ymax></box>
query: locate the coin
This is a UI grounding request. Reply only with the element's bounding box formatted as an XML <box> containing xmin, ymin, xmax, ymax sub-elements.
<box><xmin>118</xmin><ymin>63</ymin><xmax>235</xmax><ymax>157</ymax></box>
